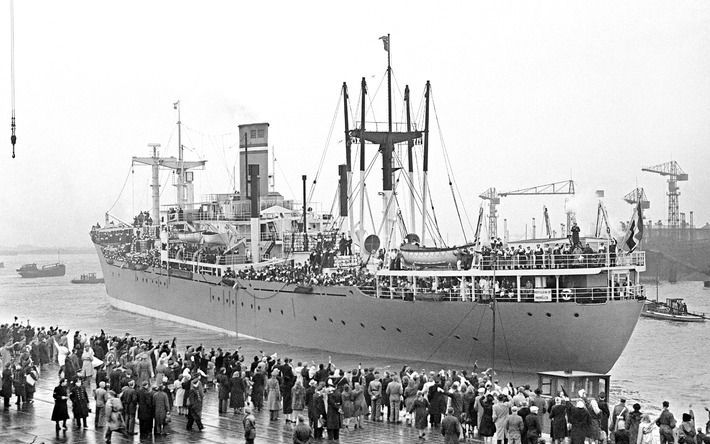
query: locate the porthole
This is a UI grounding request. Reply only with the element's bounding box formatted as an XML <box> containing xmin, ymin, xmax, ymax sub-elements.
<box><xmin>217</xmin><ymin>297</ymin><xmax>220</xmax><ymax>301</ymax></box>
<box><xmin>545</xmin><ymin>313</ymin><xmax>551</xmax><ymax>317</ymax></box>
<box><xmin>527</xmin><ymin>312</ymin><xmax>533</xmax><ymax>317</ymax></box>
<box><xmin>341</xmin><ymin>320</ymin><xmax>346</xmax><ymax>326</ymax></box>
<box><xmin>472</xmin><ymin>337</ymin><xmax>479</xmax><ymax>341</ymax></box>
<box><xmin>574</xmin><ymin>313</ymin><xmax>580</xmax><ymax>318</ymax></box>
<box><xmin>258</xmin><ymin>306</ymin><xmax>261</xmax><ymax>311</ymax></box>
<box><xmin>232</xmin><ymin>300</ymin><xmax>235</xmax><ymax>305</ymax></box>
<box><xmin>250</xmin><ymin>304</ymin><xmax>253</xmax><ymax>309</ymax></box>
<box><xmin>280</xmin><ymin>310</ymin><xmax>284</xmax><ymax>315</ymax></box>
<box><xmin>241</xmin><ymin>302</ymin><xmax>244</xmax><ymax>307</ymax></box>
<box><xmin>428</xmin><ymin>332</ymin><xmax>434</xmax><ymax>337</ymax></box>
<box><xmin>395</xmin><ymin>328</ymin><xmax>401</xmax><ymax>333</ymax></box>
<box><xmin>380</xmin><ymin>326</ymin><xmax>386</xmax><ymax>331</ymax></box>
<box><xmin>454</xmin><ymin>335</ymin><xmax>461</xmax><ymax>340</ymax></box>
<box><xmin>313</xmin><ymin>316</ymin><xmax>318</xmax><ymax>321</ymax></box>
<box><xmin>360</xmin><ymin>323</ymin><xmax>365</xmax><ymax>328</ymax></box>
<box><xmin>329</xmin><ymin>318</ymin><xmax>333</xmax><ymax>323</ymax></box>
<box><xmin>268</xmin><ymin>308</ymin><xmax>272</xmax><ymax>313</ymax></box>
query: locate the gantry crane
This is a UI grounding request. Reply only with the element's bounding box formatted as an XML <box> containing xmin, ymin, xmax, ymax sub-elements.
<box><xmin>641</xmin><ymin>161</ymin><xmax>687</xmax><ymax>227</ymax></box>
<box><xmin>623</xmin><ymin>187</ymin><xmax>650</xmax><ymax>210</ymax></box>
<box><xmin>479</xmin><ymin>180</ymin><xmax>576</xmax><ymax>239</ymax></box>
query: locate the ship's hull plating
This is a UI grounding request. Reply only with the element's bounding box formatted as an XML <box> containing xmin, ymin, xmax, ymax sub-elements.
<box><xmin>96</xmin><ymin>246</ymin><xmax>643</xmax><ymax>373</ymax></box>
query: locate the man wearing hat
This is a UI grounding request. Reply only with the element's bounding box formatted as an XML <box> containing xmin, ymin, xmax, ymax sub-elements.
<box><xmin>121</xmin><ymin>380</ymin><xmax>138</xmax><ymax>435</ymax></box>
<box><xmin>152</xmin><ymin>385</ymin><xmax>170</xmax><ymax>436</ymax></box>
<box><xmin>186</xmin><ymin>377</ymin><xmax>204</xmax><ymax>431</ymax></box>
<box><xmin>137</xmin><ymin>381</ymin><xmax>154</xmax><ymax>436</ymax></box>
<box><xmin>610</xmin><ymin>397</ymin><xmax>629</xmax><ymax>442</ymax></box>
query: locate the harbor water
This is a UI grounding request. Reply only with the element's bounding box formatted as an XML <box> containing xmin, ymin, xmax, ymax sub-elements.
<box><xmin>1</xmin><ymin>252</ymin><xmax>708</xmax><ymax>413</ymax></box>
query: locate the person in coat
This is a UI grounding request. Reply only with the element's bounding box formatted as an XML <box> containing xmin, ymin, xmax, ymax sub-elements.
<box><xmin>341</xmin><ymin>384</ymin><xmax>355</xmax><ymax>429</ymax></box>
<box><xmin>186</xmin><ymin>378</ymin><xmax>204</xmax><ymax>431</ymax></box>
<box><xmin>386</xmin><ymin>375</ymin><xmax>403</xmax><ymax>423</ymax></box>
<box><xmin>414</xmin><ymin>390</ymin><xmax>430</xmax><ymax>440</ymax></box>
<box><xmin>12</xmin><ymin>364</ymin><xmax>25</xmax><ymax>406</ymax></box>
<box><xmin>569</xmin><ymin>400</ymin><xmax>592</xmax><ymax>444</ymax></box>
<box><xmin>291</xmin><ymin>378</ymin><xmax>306</xmax><ymax>414</ymax></box>
<box><xmin>525</xmin><ymin>405</ymin><xmax>543</xmax><ymax>444</ymax></box>
<box><xmin>442</xmin><ymin>407</ymin><xmax>463</xmax><ymax>444</ymax></box>
<box><xmin>80</xmin><ymin>343</ymin><xmax>95</xmax><ymax>394</ymax></box>
<box><xmin>404</xmin><ymin>376</ymin><xmax>420</xmax><ymax>425</ymax></box>
<box><xmin>1</xmin><ymin>364</ymin><xmax>12</xmax><ymax>410</ymax></box>
<box><xmin>309</xmin><ymin>383</ymin><xmax>327</xmax><ymax>440</ymax></box>
<box><xmin>293</xmin><ymin>414</ymin><xmax>313</xmax><ymax>444</ymax></box>
<box><xmin>251</xmin><ymin>367</ymin><xmax>265</xmax><ymax>412</ymax></box>
<box><xmin>549</xmin><ymin>397</ymin><xmax>569</xmax><ymax>444</ymax></box>
<box><xmin>105</xmin><ymin>390</ymin><xmax>125</xmax><ymax>444</ymax></box>
<box><xmin>505</xmin><ymin>406</ymin><xmax>525</xmax><ymax>444</ymax></box>
<box><xmin>215</xmin><ymin>367</ymin><xmax>230</xmax><ymax>413</ymax></box>
<box><xmin>137</xmin><ymin>381</ymin><xmax>154</xmax><ymax>436</ymax></box>
<box><xmin>368</xmin><ymin>372</ymin><xmax>383</xmax><ymax>422</ymax></box>
<box><xmin>493</xmin><ymin>394</ymin><xmax>511</xmax><ymax>444</ymax></box>
<box><xmin>352</xmin><ymin>381</ymin><xmax>367</xmax><ymax>429</ymax></box>
<box><xmin>281</xmin><ymin>359</ymin><xmax>296</xmax><ymax>423</ymax></box>
<box><xmin>326</xmin><ymin>386</ymin><xmax>343</xmax><ymax>441</ymax></box>
<box><xmin>266</xmin><ymin>369</ymin><xmax>282</xmax><ymax>421</ymax></box>
<box><xmin>479</xmin><ymin>394</ymin><xmax>497</xmax><ymax>444</ymax></box>
<box><xmin>429</xmin><ymin>381</ymin><xmax>446</xmax><ymax>428</ymax></box>
<box><xmin>70</xmin><ymin>378</ymin><xmax>91</xmax><ymax>429</ymax></box>
<box><xmin>94</xmin><ymin>380</ymin><xmax>108</xmax><ymax>428</ymax></box>
<box><xmin>152</xmin><ymin>386</ymin><xmax>170</xmax><ymax>436</ymax></box>
<box><xmin>120</xmin><ymin>379</ymin><xmax>138</xmax><ymax>435</ymax></box>
<box><xmin>51</xmin><ymin>378</ymin><xmax>70</xmax><ymax>433</ymax></box>
<box><xmin>627</xmin><ymin>403</ymin><xmax>643</xmax><ymax>444</ymax></box>
<box><xmin>230</xmin><ymin>370</ymin><xmax>246</xmax><ymax>414</ymax></box>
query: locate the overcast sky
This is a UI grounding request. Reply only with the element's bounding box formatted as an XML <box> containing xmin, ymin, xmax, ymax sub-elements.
<box><xmin>1</xmin><ymin>0</ymin><xmax>708</xmax><ymax>248</ymax></box>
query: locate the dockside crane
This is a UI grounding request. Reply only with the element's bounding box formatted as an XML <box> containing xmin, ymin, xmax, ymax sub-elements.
<box><xmin>479</xmin><ymin>180</ymin><xmax>576</xmax><ymax>239</ymax></box>
<box><xmin>641</xmin><ymin>161</ymin><xmax>687</xmax><ymax>227</ymax></box>
<box><xmin>623</xmin><ymin>187</ymin><xmax>650</xmax><ymax>210</ymax></box>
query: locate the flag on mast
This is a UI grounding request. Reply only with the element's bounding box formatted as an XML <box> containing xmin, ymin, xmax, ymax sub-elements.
<box><xmin>379</xmin><ymin>35</ymin><xmax>390</xmax><ymax>52</ymax></box>
<box><xmin>619</xmin><ymin>202</ymin><xmax>644</xmax><ymax>253</ymax></box>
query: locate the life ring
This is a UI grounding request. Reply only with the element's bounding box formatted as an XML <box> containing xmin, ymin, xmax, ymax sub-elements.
<box><xmin>561</xmin><ymin>289</ymin><xmax>572</xmax><ymax>301</ymax></box>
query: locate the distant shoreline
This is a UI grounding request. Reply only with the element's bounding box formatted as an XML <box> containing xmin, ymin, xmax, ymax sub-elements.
<box><xmin>0</xmin><ymin>248</ymin><xmax>94</xmax><ymax>255</ymax></box>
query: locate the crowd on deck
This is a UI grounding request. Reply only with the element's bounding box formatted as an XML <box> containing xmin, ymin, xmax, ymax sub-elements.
<box><xmin>3</xmin><ymin>319</ymin><xmax>708</xmax><ymax>444</ymax></box>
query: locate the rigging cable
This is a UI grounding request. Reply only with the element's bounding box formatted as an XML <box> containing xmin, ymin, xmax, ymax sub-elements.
<box><xmin>9</xmin><ymin>0</ymin><xmax>17</xmax><ymax>157</ymax></box>
<box><xmin>307</xmin><ymin>91</ymin><xmax>342</xmax><ymax>205</ymax></box>
<box><xmin>494</xmin><ymin>305</ymin><xmax>517</xmax><ymax>381</ymax></box>
<box><xmin>106</xmin><ymin>162</ymin><xmax>135</xmax><ymax>214</ymax></box>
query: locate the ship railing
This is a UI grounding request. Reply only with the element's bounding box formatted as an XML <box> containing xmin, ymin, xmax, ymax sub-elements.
<box><xmin>366</xmin><ymin>283</ymin><xmax>644</xmax><ymax>303</ymax></box>
<box><xmin>473</xmin><ymin>251</ymin><xmax>645</xmax><ymax>270</ymax></box>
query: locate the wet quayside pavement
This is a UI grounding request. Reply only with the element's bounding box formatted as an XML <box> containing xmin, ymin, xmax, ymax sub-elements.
<box><xmin>1</xmin><ymin>365</ymin><xmax>481</xmax><ymax>444</ymax></box>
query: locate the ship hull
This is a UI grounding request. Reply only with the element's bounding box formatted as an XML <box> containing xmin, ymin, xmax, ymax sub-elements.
<box><xmin>17</xmin><ymin>264</ymin><xmax>66</xmax><ymax>278</ymax></box>
<box><xmin>96</xmin><ymin>245</ymin><xmax>643</xmax><ymax>374</ymax></box>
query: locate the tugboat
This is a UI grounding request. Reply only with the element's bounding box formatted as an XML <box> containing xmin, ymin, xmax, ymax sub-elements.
<box><xmin>16</xmin><ymin>263</ymin><xmax>66</xmax><ymax>278</ymax></box>
<box><xmin>70</xmin><ymin>272</ymin><xmax>105</xmax><ymax>284</ymax></box>
<box><xmin>641</xmin><ymin>298</ymin><xmax>706</xmax><ymax>322</ymax></box>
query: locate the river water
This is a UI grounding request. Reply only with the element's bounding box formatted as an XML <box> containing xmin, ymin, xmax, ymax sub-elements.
<box><xmin>1</xmin><ymin>252</ymin><xmax>708</xmax><ymax>414</ymax></box>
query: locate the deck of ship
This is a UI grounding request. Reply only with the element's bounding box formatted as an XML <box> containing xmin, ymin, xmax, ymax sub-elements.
<box><xmin>1</xmin><ymin>364</ymin><xmax>480</xmax><ymax>444</ymax></box>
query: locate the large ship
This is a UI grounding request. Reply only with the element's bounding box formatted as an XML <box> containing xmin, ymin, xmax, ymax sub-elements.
<box><xmin>92</xmin><ymin>53</ymin><xmax>646</xmax><ymax>374</ymax></box>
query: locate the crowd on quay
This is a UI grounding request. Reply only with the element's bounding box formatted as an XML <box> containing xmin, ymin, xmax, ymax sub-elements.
<box><xmin>3</xmin><ymin>319</ymin><xmax>709</xmax><ymax>444</ymax></box>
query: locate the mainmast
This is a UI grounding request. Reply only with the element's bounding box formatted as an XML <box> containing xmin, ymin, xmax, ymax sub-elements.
<box><xmin>359</xmin><ymin>77</ymin><xmax>367</xmax><ymax>256</ymax></box>
<box><xmin>174</xmin><ymin>100</ymin><xmax>185</xmax><ymax>209</ymax></box>
<box><xmin>342</xmin><ymin>82</ymin><xmax>355</xmax><ymax>244</ymax></box>
<box><xmin>421</xmin><ymin>81</ymin><xmax>431</xmax><ymax>245</ymax></box>
<box><xmin>9</xmin><ymin>0</ymin><xmax>17</xmax><ymax>158</ymax></box>
<box><xmin>404</xmin><ymin>85</ymin><xmax>415</xmax><ymax>234</ymax></box>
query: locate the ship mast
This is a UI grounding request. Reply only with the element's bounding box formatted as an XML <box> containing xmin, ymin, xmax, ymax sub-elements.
<box><xmin>405</xmin><ymin>85</ymin><xmax>415</xmax><ymax>235</ymax></box>
<box><xmin>382</xmin><ymin>33</ymin><xmax>394</xmax><ymax>252</ymax></box>
<box><xmin>174</xmin><ymin>100</ymin><xmax>184</xmax><ymax>209</ymax></box>
<box><xmin>343</xmin><ymin>82</ymin><xmax>355</xmax><ymax>244</ymax></box>
<box><xmin>421</xmin><ymin>81</ymin><xmax>431</xmax><ymax>245</ymax></box>
<box><xmin>9</xmin><ymin>0</ymin><xmax>17</xmax><ymax>158</ymax></box>
<box><xmin>359</xmin><ymin>77</ymin><xmax>367</xmax><ymax>256</ymax></box>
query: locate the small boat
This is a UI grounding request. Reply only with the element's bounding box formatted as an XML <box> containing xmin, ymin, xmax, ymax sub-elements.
<box><xmin>641</xmin><ymin>298</ymin><xmax>706</xmax><ymax>322</ymax></box>
<box><xmin>177</xmin><ymin>231</ymin><xmax>203</xmax><ymax>243</ymax></box>
<box><xmin>0</xmin><ymin>262</ymin><xmax>4</xmax><ymax>268</ymax></box>
<box><xmin>71</xmin><ymin>272</ymin><xmax>105</xmax><ymax>284</ymax></box>
<box><xmin>399</xmin><ymin>242</ymin><xmax>474</xmax><ymax>267</ymax></box>
<box><xmin>202</xmin><ymin>231</ymin><xmax>227</xmax><ymax>245</ymax></box>
<box><xmin>16</xmin><ymin>263</ymin><xmax>66</xmax><ymax>278</ymax></box>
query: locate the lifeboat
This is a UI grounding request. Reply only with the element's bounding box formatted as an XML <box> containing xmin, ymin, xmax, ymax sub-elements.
<box><xmin>399</xmin><ymin>243</ymin><xmax>474</xmax><ymax>267</ymax></box>
<box><xmin>202</xmin><ymin>231</ymin><xmax>227</xmax><ymax>245</ymax></box>
<box><xmin>177</xmin><ymin>231</ymin><xmax>203</xmax><ymax>243</ymax></box>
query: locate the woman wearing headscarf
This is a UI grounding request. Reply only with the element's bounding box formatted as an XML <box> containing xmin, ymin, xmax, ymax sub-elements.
<box><xmin>352</xmin><ymin>381</ymin><xmax>367</xmax><ymax>429</ymax></box>
<box><xmin>414</xmin><ymin>390</ymin><xmax>430</xmax><ymax>439</ymax></box>
<box><xmin>230</xmin><ymin>370</ymin><xmax>247</xmax><ymax>414</ymax></box>
<box><xmin>678</xmin><ymin>411</ymin><xmax>697</xmax><ymax>444</ymax></box>
<box><xmin>51</xmin><ymin>378</ymin><xmax>70</xmax><ymax>433</ymax></box>
<box><xmin>549</xmin><ymin>397</ymin><xmax>568</xmax><ymax>444</ymax></box>
<box><xmin>292</xmin><ymin>378</ymin><xmax>306</xmax><ymax>415</ymax></box>
<box><xmin>266</xmin><ymin>368</ymin><xmax>282</xmax><ymax>421</ymax></box>
<box><xmin>569</xmin><ymin>400</ymin><xmax>592</xmax><ymax>444</ymax></box>
<box><xmin>326</xmin><ymin>385</ymin><xmax>343</xmax><ymax>441</ymax></box>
